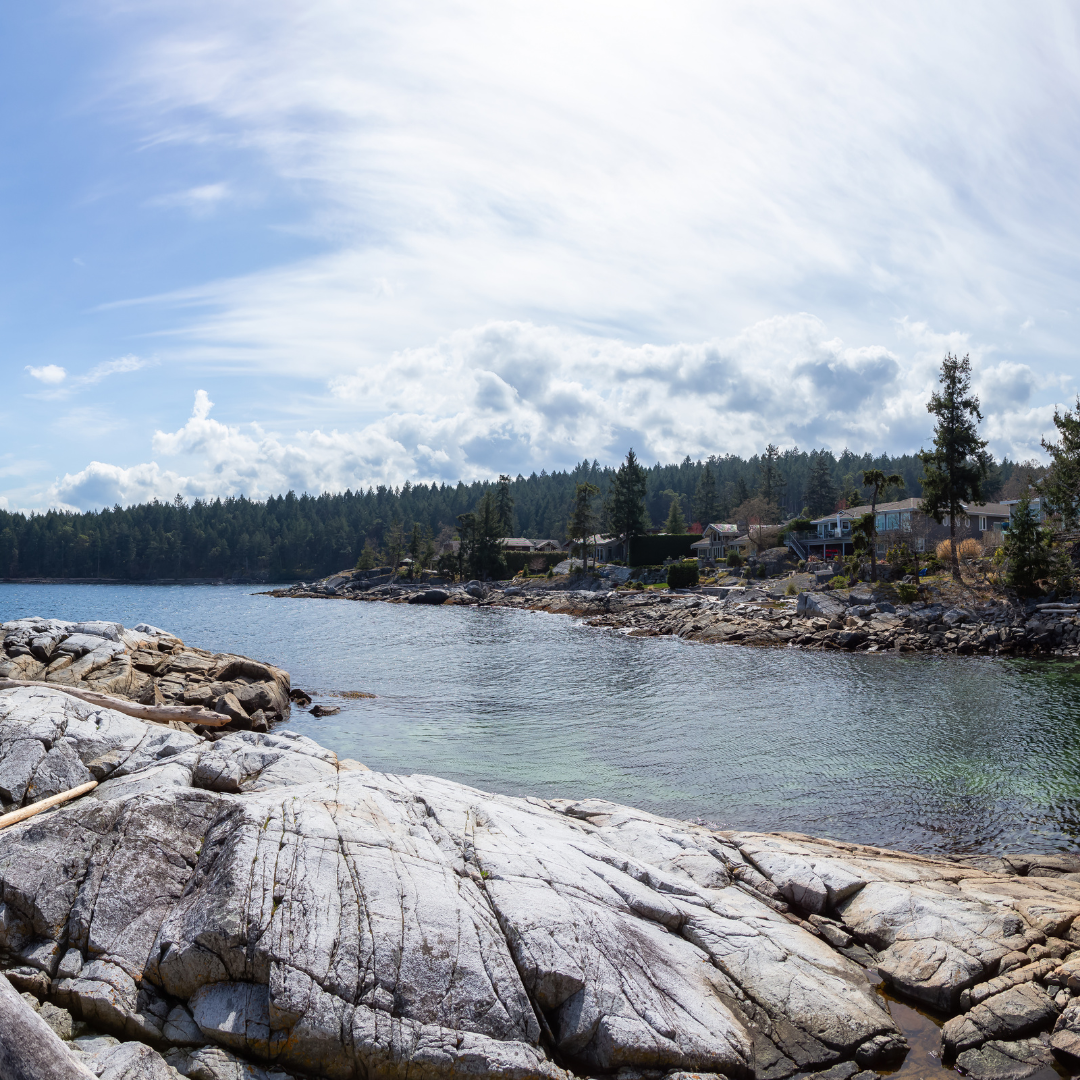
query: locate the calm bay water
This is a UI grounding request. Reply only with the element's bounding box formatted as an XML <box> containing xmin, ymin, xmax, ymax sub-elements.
<box><xmin>2</xmin><ymin>582</ymin><xmax>1080</xmax><ymax>857</ymax></box>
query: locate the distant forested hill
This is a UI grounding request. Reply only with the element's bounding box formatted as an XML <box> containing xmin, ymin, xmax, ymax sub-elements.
<box><xmin>0</xmin><ymin>447</ymin><xmax>1018</xmax><ymax>581</ymax></box>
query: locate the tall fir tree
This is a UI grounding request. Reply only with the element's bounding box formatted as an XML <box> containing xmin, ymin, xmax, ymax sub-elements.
<box><xmin>860</xmin><ymin>469</ymin><xmax>904</xmax><ymax>582</ymax></box>
<box><xmin>568</xmin><ymin>483</ymin><xmax>600</xmax><ymax>571</ymax></box>
<box><xmin>803</xmin><ymin>452</ymin><xmax>838</xmax><ymax>517</ymax></box>
<box><xmin>606</xmin><ymin>449</ymin><xmax>650</xmax><ymax>564</ymax></box>
<box><xmin>693</xmin><ymin>464</ymin><xmax>719</xmax><ymax>526</ymax></box>
<box><xmin>918</xmin><ymin>353</ymin><xmax>990</xmax><ymax>581</ymax></box>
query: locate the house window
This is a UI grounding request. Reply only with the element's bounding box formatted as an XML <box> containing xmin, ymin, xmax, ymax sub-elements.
<box><xmin>916</xmin><ymin>537</ymin><xmax>925</xmax><ymax>552</ymax></box>
<box><xmin>901</xmin><ymin>512</ymin><xmax>911</xmax><ymax>531</ymax></box>
<box><xmin>875</xmin><ymin>514</ymin><xmax>885</xmax><ymax>531</ymax></box>
<box><xmin>886</xmin><ymin>513</ymin><xmax>899</xmax><ymax>530</ymax></box>
<box><xmin>841</xmin><ymin>520</ymin><xmax>851</xmax><ymax>534</ymax></box>
<box><xmin>979</xmin><ymin>516</ymin><xmax>987</xmax><ymax>531</ymax></box>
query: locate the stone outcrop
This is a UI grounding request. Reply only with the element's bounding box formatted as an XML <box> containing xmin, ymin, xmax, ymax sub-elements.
<box><xmin>0</xmin><ymin>618</ymin><xmax>290</xmax><ymax>737</ymax></box>
<box><xmin>5</xmin><ymin>687</ymin><xmax>1080</xmax><ymax>1079</ymax></box>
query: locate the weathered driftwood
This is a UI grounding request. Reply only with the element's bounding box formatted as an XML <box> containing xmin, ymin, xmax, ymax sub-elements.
<box><xmin>0</xmin><ymin>972</ymin><xmax>96</xmax><ymax>1079</ymax></box>
<box><xmin>0</xmin><ymin>780</ymin><xmax>98</xmax><ymax>831</ymax></box>
<box><xmin>0</xmin><ymin>678</ymin><xmax>231</xmax><ymax>727</ymax></box>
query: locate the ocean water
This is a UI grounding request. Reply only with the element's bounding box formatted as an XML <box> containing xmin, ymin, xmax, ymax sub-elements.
<box><xmin>3</xmin><ymin>582</ymin><xmax>1079</xmax><ymax>856</ymax></box>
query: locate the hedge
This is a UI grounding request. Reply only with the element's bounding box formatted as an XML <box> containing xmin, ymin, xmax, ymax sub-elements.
<box><xmin>505</xmin><ymin>551</ymin><xmax>565</xmax><ymax>575</ymax></box>
<box><xmin>628</xmin><ymin>534</ymin><xmax>698</xmax><ymax>567</ymax></box>
<box><xmin>666</xmin><ymin>561</ymin><xmax>700</xmax><ymax>589</ymax></box>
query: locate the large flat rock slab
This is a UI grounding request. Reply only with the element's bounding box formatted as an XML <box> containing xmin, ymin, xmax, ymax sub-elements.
<box><xmin>3</xmin><ymin>687</ymin><xmax>1080</xmax><ymax>1080</ymax></box>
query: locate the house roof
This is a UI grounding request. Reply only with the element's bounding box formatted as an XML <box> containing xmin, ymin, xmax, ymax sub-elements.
<box><xmin>704</xmin><ymin>523</ymin><xmax>740</xmax><ymax>535</ymax></box>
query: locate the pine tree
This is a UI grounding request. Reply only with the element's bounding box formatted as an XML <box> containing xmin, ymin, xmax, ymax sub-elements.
<box><xmin>803</xmin><ymin>452</ymin><xmax>838</xmax><ymax>517</ymax></box>
<box><xmin>1003</xmin><ymin>494</ymin><xmax>1049</xmax><ymax>591</ymax></box>
<box><xmin>606</xmin><ymin>449</ymin><xmax>649</xmax><ymax>565</ymax></box>
<box><xmin>919</xmin><ymin>353</ymin><xmax>990</xmax><ymax>581</ymax></box>
<box><xmin>1038</xmin><ymin>397</ymin><xmax>1080</xmax><ymax>529</ymax></box>
<box><xmin>495</xmin><ymin>474</ymin><xmax>515</xmax><ymax>536</ymax></box>
<box><xmin>663</xmin><ymin>493</ymin><xmax>687</xmax><ymax>534</ymax></box>
<box><xmin>693</xmin><ymin>465</ymin><xmax>719</xmax><ymax>526</ymax></box>
<box><xmin>759</xmin><ymin>444</ymin><xmax>781</xmax><ymax>505</ymax></box>
<box><xmin>568</xmin><ymin>483</ymin><xmax>599</xmax><ymax>571</ymax></box>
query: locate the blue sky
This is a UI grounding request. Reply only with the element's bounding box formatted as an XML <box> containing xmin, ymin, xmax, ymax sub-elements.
<box><xmin>4</xmin><ymin>2</ymin><xmax>1080</xmax><ymax>511</ymax></box>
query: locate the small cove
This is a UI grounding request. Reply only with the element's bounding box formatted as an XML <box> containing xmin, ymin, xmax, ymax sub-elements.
<box><xmin>3</xmin><ymin>582</ymin><xmax>1080</xmax><ymax>856</ymax></box>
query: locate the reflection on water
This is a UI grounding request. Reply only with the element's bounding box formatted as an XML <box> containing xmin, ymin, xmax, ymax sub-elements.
<box><xmin>4</xmin><ymin>584</ymin><xmax>1080</xmax><ymax>856</ymax></box>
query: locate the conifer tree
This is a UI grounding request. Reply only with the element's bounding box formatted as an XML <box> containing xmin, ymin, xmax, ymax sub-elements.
<box><xmin>1039</xmin><ymin>397</ymin><xmax>1080</xmax><ymax>529</ymax></box>
<box><xmin>606</xmin><ymin>449</ymin><xmax>649</xmax><ymax>565</ymax></box>
<box><xmin>803</xmin><ymin>451</ymin><xmax>838</xmax><ymax>517</ymax></box>
<box><xmin>693</xmin><ymin>465</ymin><xmax>719</xmax><ymax>526</ymax></box>
<box><xmin>568</xmin><ymin>483</ymin><xmax>600</xmax><ymax>571</ymax></box>
<box><xmin>1002</xmin><ymin>493</ymin><xmax>1049</xmax><ymax>591</ymax></box>
<box><xmin>495</xmin><ymin>474</ymin><xmax>515</xmax><ymax>536</ymax></box>
<box><xmin>918</xmin><ymin>353</ymin><xmax>990</xmax><ymax>581</ymax></box>
<box><xmin>663</xmin><ymin>493</ymin><xmax>687</xmax><ymax>534</ymax></box>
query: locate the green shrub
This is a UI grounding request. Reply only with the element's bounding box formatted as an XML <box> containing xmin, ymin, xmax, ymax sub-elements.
<box><xmin>828</xmin><ymin>575</ymin><xmax>848</xmax><ymax>587</ymax></box>
<box><xmin>726</xmin><ymin>550</ymin><xmax>743</xmax><ymax>567</ymax></box>
<box><xmin>667</xmin><ymin>561</ymin><xmax>700</xmax><ymax>589</ymax></box>
<box><xmin>546</xmin><ymin>567</ymin><xmax>554</xmax><ymax>578</ymax></box>
<box><xmin>797</xmin><ymin>560</ymin><xmax>807</xmax><ymax>571</ymax></box>
<box><xmin>755</xmin><ymin>563</ymin><xmax>766</xmax><ymax>578</ymax></box>
<box><xmin>785</xmin><ymin>580</ymin><xmax>797</xmax><ymax>596</ymax></box>
<box><xmin>896</xmin><ymin>582</ymin><xmax>918</xmax><ymax>603</ymax></box>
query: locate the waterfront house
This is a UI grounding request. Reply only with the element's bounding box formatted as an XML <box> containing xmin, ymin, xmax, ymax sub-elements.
<box><xmin>789</xmin><ymin>499</ymin><xmax>1011</xmax><ymax>562</ymax></box>
<box><xmin>500</xmin><ymin>537</ymin><xmax>535</xmax><ymax>552</ymax></box>
<box><xmin>690</xmin><ymin>523</ymin><xmax>742</xmax><ymax>563</ymax></box>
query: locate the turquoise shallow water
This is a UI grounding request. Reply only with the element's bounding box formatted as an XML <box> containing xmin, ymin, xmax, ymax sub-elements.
<box><xmin>2</xmin><ymin>583</ymin><xmax>1080</xmax><ymax>856</ymax></box>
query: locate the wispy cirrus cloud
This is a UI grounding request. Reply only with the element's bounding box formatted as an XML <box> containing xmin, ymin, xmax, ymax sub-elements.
<box><xmin>25</xmin><ymin>355</ymin><xmax>156</xmax><ymax>400</ymax></box>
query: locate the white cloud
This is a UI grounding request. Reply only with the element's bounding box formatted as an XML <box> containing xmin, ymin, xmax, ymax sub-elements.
<box><xmin>93</xmin><ymin>0</ymin><xmax>1080</xmax><ymax>389</ymax></box>
<box><xmin>47</xmin><ymin>316</ymin><xmax>1076</xmax><ymax>510</ymax></box>
<box><xmin>146</xmin><ymin>182</ymin><xmax>231</xmax><ymax>215</ymax></box>
<box><xmin>24</xmin><ymin>355</ymin><xmax>155</xmax><ymax>400</ymax></box>
<box><xmin>26</xmin><ymin>365</ymin><xmax>67</xmax><ymax>384</ymax></box>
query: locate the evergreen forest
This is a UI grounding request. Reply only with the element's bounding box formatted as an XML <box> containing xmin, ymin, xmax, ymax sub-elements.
<box><xmin>0</xmin><ymin>446</ymin><xmax>1023</xmax><ymax>582</ymax></box>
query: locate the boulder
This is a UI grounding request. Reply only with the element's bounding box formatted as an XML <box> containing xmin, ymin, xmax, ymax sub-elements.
<box><xmin>408</xmin><ymin>590</ymin><xmax>449</xmax><ymax>605</ymax></box>
<box><xmin>796</xmin><ymin>593</ymin><xmax>846</xmax><ymax>621</ymax></box>
<box><xmin>941</xmin><ymin>984</ymin><xmax>1058</xmax><ymax>1052</ymax></box>
<box><xmin>954</xmin><ymin>1038</ymin><xmax>1055</xmax><ymax>1080</ymax></box>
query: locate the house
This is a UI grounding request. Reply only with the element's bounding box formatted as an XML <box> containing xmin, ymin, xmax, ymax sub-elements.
<box><xmin>690</xmin><ymin>523</ymin><xmax>742</xmax><ymax>563</ymax></box>
<box><xmin>790</xmin><ymin>498</ymin><xmax>1012</xmax><ymax>562</ymax></box>
<box><xmin>530</xmin><ymin>539</ymin><xmax>563</xmax><ymax>552</ymax></box>
<box><xmin>500</xmin><ymin>537</ymin><xmax>535</xmax><ymax>552</ymax></box>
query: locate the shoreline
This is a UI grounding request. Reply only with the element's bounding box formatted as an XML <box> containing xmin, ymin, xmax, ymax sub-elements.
<box><xmin>269</xmin><ymin>574</ymin><xmax>1080</xmax><ymax>660</ymax></box>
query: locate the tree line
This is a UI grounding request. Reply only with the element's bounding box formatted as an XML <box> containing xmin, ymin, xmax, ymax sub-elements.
<box><xmin>0</xmin><ymin>431</ymin><xmax>1039</xmax><ymax>582</ymax></box>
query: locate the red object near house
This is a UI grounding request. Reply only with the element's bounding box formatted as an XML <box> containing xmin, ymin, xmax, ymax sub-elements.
<box><xmin>689</xmin><ymin>522</ymin><xmax>703</xmax><ymax>534</ymax></box>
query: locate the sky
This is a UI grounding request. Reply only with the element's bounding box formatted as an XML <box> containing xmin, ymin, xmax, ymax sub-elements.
<box><xmin>3</xmin><ymin>2</ymin><xmax>1080</xmax><ymax>512</ymax></box>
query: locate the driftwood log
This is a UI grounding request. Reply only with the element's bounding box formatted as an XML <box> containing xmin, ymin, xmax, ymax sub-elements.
<box><xmin>0</xmin><ymin>679</ymin><xmax>231</xmax><ymax>727</ymax></box>
<box><xmin>0</xmin><ymin>780</ymin><xmax>98</xmax><ymax>831</ymax></box>
<box><xmin>0</xmin><ymin>971</ymin><xmax>95</xmax><ymax>1079</ymax></box>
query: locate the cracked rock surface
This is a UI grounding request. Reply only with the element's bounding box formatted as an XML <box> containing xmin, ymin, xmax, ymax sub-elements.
<box><xmin>5</xmin><ymin>688</ymin><xmax>1080</xmax><ymax>1078</ymax></box>
<box><xmin>0</xmin><ymin>617</ymin><xmax>290</xmax><ymax>737</ymax></box>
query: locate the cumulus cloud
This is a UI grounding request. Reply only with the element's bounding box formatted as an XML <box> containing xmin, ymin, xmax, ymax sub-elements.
<box><xmin>26</xmin><ymin>365</ymin><xmax>67</xmax><ymax>384</ymax></box>
<box><xmin>46</xmin><ymin>316</ymin><xmax>1076</xmax><ymax>510</ymax></box>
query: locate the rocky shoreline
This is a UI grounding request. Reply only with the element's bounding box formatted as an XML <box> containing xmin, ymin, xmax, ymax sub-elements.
<box><xmin>2</xmin><ymin>625</ymin><xmax>1080</xmax><ymax>1079</ymax></box>
<box><xmin>271</xmin><ymin>574</ymin><xmax>1080</xmax><ymax>659</ymax></box>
